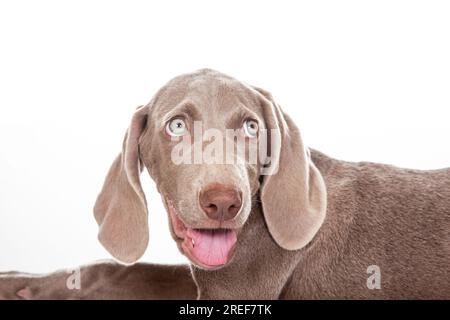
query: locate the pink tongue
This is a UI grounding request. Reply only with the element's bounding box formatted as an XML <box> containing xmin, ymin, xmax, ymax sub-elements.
<box><xmin>186</xmin><ymin>229</ymin><xmax>237</xmax><ymax>266</ymax></box>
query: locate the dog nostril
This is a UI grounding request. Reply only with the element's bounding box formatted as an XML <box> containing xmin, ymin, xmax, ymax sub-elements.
<box><xmin>200</xmin><ymin>184</ymin><xmax>242</xmax><ymax>221</ymax></box>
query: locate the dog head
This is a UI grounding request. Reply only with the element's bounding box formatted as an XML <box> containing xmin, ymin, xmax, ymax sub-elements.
<box><xmin>94</xmin><ymin>69</ymin><xmax>327</xmax><ymax>269</ymax></box>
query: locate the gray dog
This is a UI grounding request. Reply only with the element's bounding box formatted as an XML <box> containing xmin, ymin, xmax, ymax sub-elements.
<box><xmin>1</xmin><ymin>69</ymin><xmax>449</xmax><ymax>299</ymax></box>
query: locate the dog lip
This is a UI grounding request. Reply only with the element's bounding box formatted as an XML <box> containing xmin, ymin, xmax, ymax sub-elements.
<box><xmin>166</xmin><ymin>197</ymin><xmax>188</xmax><ymax>239</ymax></box>
<box><xmin>165</xmin><ymin>196</ymin><xmax>238</xmax><ymax>268</ymax></box>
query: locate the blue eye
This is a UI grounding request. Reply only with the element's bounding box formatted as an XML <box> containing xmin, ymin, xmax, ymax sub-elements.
<box><xmin>166</xmin><ymin>118</ymin><xmax>187</xmax><ymax>136</ymax></box>
<box><xmin>243</xmin><ymin>119</ymin><xmax>258</xmax><ymax>138</ymax></box>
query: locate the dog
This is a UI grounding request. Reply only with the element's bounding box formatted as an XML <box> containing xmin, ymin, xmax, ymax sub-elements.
<box><xmin>1</xmin><ymin>69</ymin><xmax>449</xmax><ymax>299</ymax></box>
<box><xmin>93</xmin><ymin>69</ymin><xmax>450</xmax><ymax>299</ymax></box>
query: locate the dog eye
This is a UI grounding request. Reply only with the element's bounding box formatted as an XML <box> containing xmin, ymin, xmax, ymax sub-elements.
<box><xmin>166</xmin><ymin>118</ymin><xmax>187</xmax><ymax>136</ymax></box>
<box><xmin>243</xmin><ymin>119</ymin><xmax>258</xmax><ymax>138</ymax></box>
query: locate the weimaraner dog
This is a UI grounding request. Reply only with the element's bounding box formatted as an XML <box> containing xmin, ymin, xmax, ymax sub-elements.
<box><xmin>1</xmin><ymin>69</ymin><xmax>449</xmax><ymax>299</ymax></box>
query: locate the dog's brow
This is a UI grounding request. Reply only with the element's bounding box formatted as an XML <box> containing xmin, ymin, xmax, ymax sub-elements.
<box><xmin>161</xmin><ymin>102</ymin><xmax>201</xmax><ymax>125</ymax></box>
<box><xmin>227</xmin><ymin>103</ymin><xmax>261</xmax><ymax>128</ymax></box>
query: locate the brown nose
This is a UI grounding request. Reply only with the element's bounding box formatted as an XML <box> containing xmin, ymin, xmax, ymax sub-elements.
<box><xmin>199</xmin><ymin>184</ymin><xmax>242</xmax><ymax>221</ymax></box>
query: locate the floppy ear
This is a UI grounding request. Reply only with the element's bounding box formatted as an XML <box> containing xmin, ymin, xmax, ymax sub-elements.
<box><xmin>255</xmin><ymin>87</ymin><xmax>327</xmax><ymax>251</ymax></box>
<box><xmin>93</xmin><ymin>105</ymin><xmax>149</xmax><ymax>264</ymax></box>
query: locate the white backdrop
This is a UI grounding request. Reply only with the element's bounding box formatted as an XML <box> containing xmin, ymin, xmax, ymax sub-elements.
<box><xmin>1</xmin><ymin>0</ymin><xmax>449</xmax><ymax>272</ymax></box>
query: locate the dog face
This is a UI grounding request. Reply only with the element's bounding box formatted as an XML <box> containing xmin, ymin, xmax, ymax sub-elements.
<box><xmin>94</xmin><ymin>69</ymin><xmax>327</xmax><ymax>269</ymax></box>
<box><xmin>140</xmin><ymin>71</ymin><xmax>263</xmax><ymax>269</ymax></box>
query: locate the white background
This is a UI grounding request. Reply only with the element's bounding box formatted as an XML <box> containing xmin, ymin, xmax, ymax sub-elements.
<box><xmin>0</xmin><ymin>1</ymin><xmax>449</xmax><ymax>272</ymax></box>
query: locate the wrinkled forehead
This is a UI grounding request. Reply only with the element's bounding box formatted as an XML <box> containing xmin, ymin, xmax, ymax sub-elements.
<box><xmin>151</xmin><ymin>71</ymin><xmax>264</xmax><ymax>129</ymax></box>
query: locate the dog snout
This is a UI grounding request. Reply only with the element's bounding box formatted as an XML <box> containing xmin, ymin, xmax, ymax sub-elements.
<box><xmin>199</xmin><ymin>184</ymin><xmax>242</xmax><ymax>221</ymax></box>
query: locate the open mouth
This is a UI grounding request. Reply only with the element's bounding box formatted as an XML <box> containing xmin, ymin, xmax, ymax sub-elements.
<box><xmin>166</xmin><ymin>198</ymin><xmax>238</xmax><ymax>269</ymax></box>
